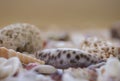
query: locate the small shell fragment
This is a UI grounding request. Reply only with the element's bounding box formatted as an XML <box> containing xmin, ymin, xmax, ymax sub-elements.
<box><xmin>32</xmin><ymin>65</ymin><xmax>57</xmax><ymax>74</ymax></box>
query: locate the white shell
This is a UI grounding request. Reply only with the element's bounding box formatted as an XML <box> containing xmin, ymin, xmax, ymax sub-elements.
<box><xmin>0</xmin><ymin>57</ymin><xmax>22</xmax><ymax>80</ymax></box>
<box><xmin>32</xmin><ymin>65</ymin><xmax>57</xmax><ymax>74</ymax></box>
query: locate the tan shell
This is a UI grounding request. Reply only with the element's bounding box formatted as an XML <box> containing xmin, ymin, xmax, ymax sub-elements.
<box><xmin>0</xmin><ymin>23</ymin><xmax>43</xmax><ymax>53</ymax></box>
<box><xmin>0</xmin><ymin>47</ymin><xmax>44</xmax><ymax>64</ymax></box>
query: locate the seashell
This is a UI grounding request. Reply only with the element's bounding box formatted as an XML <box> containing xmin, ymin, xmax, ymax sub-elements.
<box><xmin>0</xmin><ymin>47</ymin><xmax>45</xmax><ymax>64</ymax></box>
<box><xmin>0</xmin><ymin>57</ymin><xmax>22</xmax><ymax>79</ymax></box>
<box><xmin>32</xmin><ymin>65</ymin><xmax>57</xmax><ymax>74</ymax></box>
<box><xmin>36</xmin><ymin>48</ymin><xmax>103</xmax><ymax>69</ymax></box>
<box><xmin>97</xmin><ymin>57</ymin><xmax>120</xmax><ymax>81</ymax></box>
<box><xmin>0</xmin><ymin>23</ymin><xmax>43</xmax><ymax>53</ymax></box>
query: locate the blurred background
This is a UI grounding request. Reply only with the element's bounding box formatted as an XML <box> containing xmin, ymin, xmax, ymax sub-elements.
<box><xmin>0</xmin><ymin>0</ymin><xmax>120</xmax><ymax>30</ymax></box>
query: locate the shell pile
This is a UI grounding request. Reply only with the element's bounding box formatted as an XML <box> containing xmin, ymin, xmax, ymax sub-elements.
<box><xmin>0</xmin><ymin>23</ymin><xmax>120</xmax><ymax>81</ymax></box>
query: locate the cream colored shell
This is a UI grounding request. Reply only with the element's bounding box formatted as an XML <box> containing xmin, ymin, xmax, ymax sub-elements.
<box><xmin>0</xmin><ymin>23</ymin><xmax>43</xmax><ymax>53</ymax></box>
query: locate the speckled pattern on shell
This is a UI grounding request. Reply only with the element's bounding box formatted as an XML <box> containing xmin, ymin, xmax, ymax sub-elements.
<box><xmin>79</xmin><ymin>37</ymin><xmax>120</xmax><ymax>60</ymax></box>
<box><xmin>36</xmin><ymin>48</ymin><xmax>103</xmax><ymax>69</ymax></box>
<box><xmin>0</xmin><ymin>23</ymin><xmax>43</xmax><ymax>53</ymax></box>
